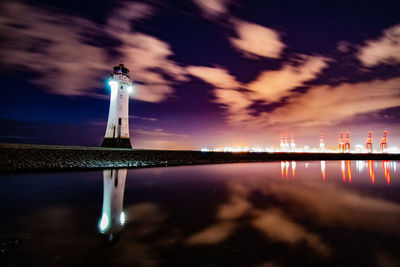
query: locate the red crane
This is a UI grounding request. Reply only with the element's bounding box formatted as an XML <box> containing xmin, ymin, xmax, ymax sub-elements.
<box><xmin>344</xmin><ymin>132</ymin><xmax>350</xmax><ymax>152</ymax></box>
<box><xmin>339</xmin><ymin>132</ymin><xmax>344</xmax><ymax>152</ymax></box>
<box><xmin>380</xmin><ymin>131</ymin><xmax>388</xmax><ymax>153</ymax></box>
<box><xmin>366</xmin><ymin>131</ymin><xmax>372</xmax><ymax>153</ymax></box>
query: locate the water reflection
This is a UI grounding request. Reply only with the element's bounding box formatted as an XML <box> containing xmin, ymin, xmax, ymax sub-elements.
<box><xmin>321</xmin><ymin>160</ymin><xmax>326</xmax><ymax>180</ymax></box>
<box><xmin>98</xmin><ymin>169</ymin><xmax>127</xmax><ymax>241</ymax></box>
<box><xmin>341</xmin><ymin>160</ymin><xmax>346</xmax><ymax>182</ymax></box>
<box><xmin>1</xmin><ymin>161</ymin><xmax>400</xmax><ymax>266</ymax></box>
<box><xmin>369</xmin><ymin>160</ymin><xmax>375</xmax><ymax>184</ymax></box>
<box><xmin>383</xmin><ymin>160</ymin><xmax>390</xmax><ymax>185</ymax></box>
<box><xmin>281</xmin><ymin>161</ymin><xmax>296</xmax><ymax>179</ymax></box>
<box><xmin>292</xmin><ymin>161</ymin><xmax>296</xmax><ymax>179</ymax></box>
<box><xmin>347</xmin><ymin>160</ymin><xmax>352</xmax><ymax>183</ymax></box>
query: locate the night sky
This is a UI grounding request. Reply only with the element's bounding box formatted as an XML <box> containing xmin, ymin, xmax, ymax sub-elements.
<box><xmin>0</xmin><ymin>0</ymin><xmax>399</xmax><ymax>150</ymax></box>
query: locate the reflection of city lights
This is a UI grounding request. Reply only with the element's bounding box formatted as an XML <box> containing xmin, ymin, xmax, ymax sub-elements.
<box><xmin>341</xmin><ymin>161</ymin><xmax>346</xmax><ymax>182</ymax></box>
<box><xmin>99</xmin><ymin>213</ymin><xmax>109</xmax><ymax>233</ymax></box>
<box><xmin>321</xmin><ymin>161</ymin><xmax>326</xmax><ymax>181</ymax></box>
<box><xmin>281</xmin><ymin>161</ymin><xmax>284</xmax><ymax>178</ymax></box>
<box><xmin>292</xmin><ymin>161</ymin><xmax>296</xmax><ymax>179</ymax></box>
<box><xmin>383</xmin><ymin>161</ymin><xmax>390</xmax><ymax>185</ymax></box>
<box><xmin>347</xmin><ymin>160</ymin><xmax>352</xmax><ymax>183</ymax></box>
<box><xmin>285</xmin><ymin>161</ymin><xmax>289</xmax><ymax>179</ymax></box>
<box><xmin>356</xmin><ymin>161</ymin><xmax>364</xmax><ymax>172</ymax></box>
<box><xmin>369</xmin><ymin>160</ymin><xmax>375</xmax><ymax>184</ymax></box>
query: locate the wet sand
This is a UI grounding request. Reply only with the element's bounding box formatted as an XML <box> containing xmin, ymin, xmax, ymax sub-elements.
<box><xmin>0</xmin><ymin>143</ymin><xmax>399</xmax><ymax>173</ymax></box>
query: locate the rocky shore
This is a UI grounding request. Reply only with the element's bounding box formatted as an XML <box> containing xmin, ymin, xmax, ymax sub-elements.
<box><xmin>0</xmin><ymin>143</ymin><xmax>399</xmax><ymax>174</ymax></box>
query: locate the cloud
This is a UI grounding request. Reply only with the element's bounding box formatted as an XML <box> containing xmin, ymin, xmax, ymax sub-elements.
<box><xmin>129</xmin><ymin>116</ymin><xmax>158</xmax><ymax>122</ymax></box>
<box><xmin>134</xmin><ymin>128</ymin><xmax>188</xmax><ymax>138</ymax></box>
<box><xmin>188</xmin><ymin>55</ymin><xmax>330</xmax><ymax>126</ymax></box>
<box><xmin>187</xmin><ymin>65</ymin><xmax>253</xmax><ymax>124</ymax></box>
<box><xmin>357</xmin><ymin>24</ymin><xmax>400</xmax><ymax>67</ymax></box>
<box><xmin>107</xmin><ymin>2</ymin><xmax>156</xmax><ymax>33</ymax></box>
<box><xmin>336</xmin><ymin>40</ymin><xmax>351</xmax><ymax>53</ymax></box>
<box><xmin>229</xmin><ymin>19</ymin><xmax>285</xmax><ymax>59</ymax></box>
<box><xmin>0</xmin><ymin>1</ymin><xmax>186</xmax><ymax>102</ymax></box>
<box><xmin>0</xmin><ymin>1</ymin><xmax>107</xmax><ymax>96</ymax></box>
<box><xmin>186</xmin><ymin>221</ymin><xmax>237</xmax><ymax>245</ymax></box>
<box><xmin>247</xmin><ymin>55</ymin><xmax>330</xmax><ymax>102</ymax></box>
<box><xmin>111</xmin><ymin>32</ymin><xmax>188</xmax><ymax>102</ymax></box>
<box><xmin>187</xmin><ymin>66</ymin><xmax>241</xmax><ymax>89</ymax></box>
<box><xmin>252</xmin><ymin>209</ymin><xmax>330</xmax><ymax>255</ymax></box>
<box><xmin>263</xmin><ymin>77</ymin><xmax>400</xmax><ymax>127</ymax></box>
<box><xmin>192</xmin><ymin>0</ymin><xmax>231</xmax><ymax>18</ymax></box>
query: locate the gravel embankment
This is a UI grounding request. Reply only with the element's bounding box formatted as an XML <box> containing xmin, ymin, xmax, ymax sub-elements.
<box><xmin>0</xmin><ymin>143</ymin><xmax>399</xmax><ymax>174</ymax></box>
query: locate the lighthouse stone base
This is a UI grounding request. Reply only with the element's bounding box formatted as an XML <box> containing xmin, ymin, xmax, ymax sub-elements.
<box><xmin>101</xmin><ymin>138</ymin><xmax>132</xmax><ymax>149</ymax></box>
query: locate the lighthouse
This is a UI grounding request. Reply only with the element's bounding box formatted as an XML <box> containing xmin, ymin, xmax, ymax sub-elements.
<box><xmin>101</xmin><ymin>64</ymin><xmax>133</xmax><ymax>148</ymax></box>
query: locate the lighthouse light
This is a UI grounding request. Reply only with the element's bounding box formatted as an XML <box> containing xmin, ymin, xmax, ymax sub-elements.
<box><xmin>108</xmin><ymin>81</ymin><xmax>118</xmax><ymax>100</ymax></box>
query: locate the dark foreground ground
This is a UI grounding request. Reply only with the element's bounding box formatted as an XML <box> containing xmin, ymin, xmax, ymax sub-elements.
<box><xmin>0</xmin><ymin>143</ymin><xmax>399</xmax><ymax>173</ymax></box>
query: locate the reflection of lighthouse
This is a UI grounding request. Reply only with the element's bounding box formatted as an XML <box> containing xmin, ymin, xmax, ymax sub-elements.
<box><xmin>99</xmin><ymin>169</ymin><xmax>127</xmax><ymax>241</ymax></box>
<box><xmin>102</xmin><ymin>64</ymin><xmax>133</xmax><ymax>148</ymax></box>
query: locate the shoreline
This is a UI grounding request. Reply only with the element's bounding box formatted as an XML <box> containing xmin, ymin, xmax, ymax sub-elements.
<box><xmin>1</xmin><ymin>143</ymin><xmax>399</xmax><ymax>174</ymax></box>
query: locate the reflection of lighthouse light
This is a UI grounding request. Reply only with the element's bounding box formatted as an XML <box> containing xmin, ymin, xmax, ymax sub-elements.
<box><xmin>120</xmin><ymin>211</ymin><xmax>126</xmax><ymax>225</ymax></box>
<box><xmin>99</xmin><ymin>213</ymin><xmax>109</xmax><ymax>233</ymax></box>
<box><xmin>108</xmin><ymin>81</ymin><xmax>118</xmax><ymax>100</ymax></box>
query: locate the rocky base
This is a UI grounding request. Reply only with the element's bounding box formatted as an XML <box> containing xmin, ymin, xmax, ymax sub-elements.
<box><xmin>101</xmin><ymin>138</ymin><xmax>132</xmax><ymax>149</ymax></box>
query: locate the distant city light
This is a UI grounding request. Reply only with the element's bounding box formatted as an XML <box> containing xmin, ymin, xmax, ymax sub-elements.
<box><xmin>197</xmin><ymin>131</ymin><xmax>399</xmax><ymax>154</ymax></box>
<box><xmin>127</xmin><ymin>85</ymin><xmax>133</xmax><ymax>94</ymax></box>
<box><xmin>197</xmin><ymin>145</ymin><xmax>399</xmax><ymax>154</ymax></box>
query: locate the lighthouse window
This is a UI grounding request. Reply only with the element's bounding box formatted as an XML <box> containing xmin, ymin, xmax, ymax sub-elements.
<box><xmin>118</xmin><ymin>118</ymin><xmax>121</xmax><ymax>125</ymax></box>
<box><xmin>120</xmin><ymin>86</ymin><xmax>123</xmax><ymax>89</ymax></box>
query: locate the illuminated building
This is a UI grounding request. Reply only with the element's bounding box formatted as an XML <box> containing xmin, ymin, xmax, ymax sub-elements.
<box><xmin>99</xmin><ymin>169</ymin><xmax>127</xmax><ymax>241</ymax></box>
<box><xmin>102</xmin><ymin>64</ymin><xmax>133</xmax><ymax>148</ymax></box>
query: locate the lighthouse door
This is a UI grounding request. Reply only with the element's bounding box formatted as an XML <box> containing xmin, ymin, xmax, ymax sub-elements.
<box><xmin>117</xmin><ymin>118</ymin><xmax>122</xmax><ymax>138</ymax></box>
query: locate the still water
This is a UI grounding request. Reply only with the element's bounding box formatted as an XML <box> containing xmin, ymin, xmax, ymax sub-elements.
<box><xmin>1</xmin><ymin>161</ymin><xmax>399</xmax><ymax>266</ymax></box>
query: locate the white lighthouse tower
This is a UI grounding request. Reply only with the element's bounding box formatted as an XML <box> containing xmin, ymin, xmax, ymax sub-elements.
<box><xmin>101</xmin><ymin>64</ymin><xmax>133</xmax><ymax>148</ymax></box>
